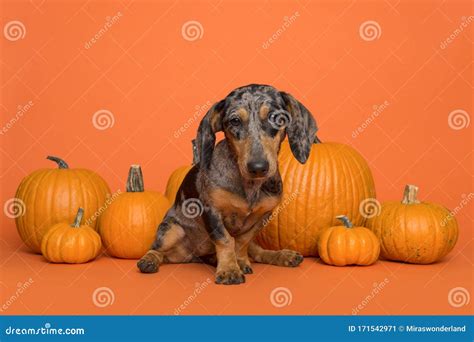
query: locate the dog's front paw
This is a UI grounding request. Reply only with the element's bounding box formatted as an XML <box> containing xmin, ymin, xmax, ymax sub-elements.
<box><xmin>277</xmin><ymin>249</ymin><xmax>304</xmax><ymax>267</ymax></box>
<box><xmin>238</xmin><ymin>259</ymin><xmax>253</xmax><ymax>274</ymax></box>
<box><xmin>137</xmin><ymin>257</ymin><xmax>159</xmax><ymax>273</ymax></box>
<box><xmin>215</xmin><ymin>268</ymin><xmax>245</xmax><ymax>285</ymax></box>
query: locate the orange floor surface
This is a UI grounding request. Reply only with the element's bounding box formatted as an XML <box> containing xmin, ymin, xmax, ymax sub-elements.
<box><xmin>1</xmin><ymin>0</ymin><xmax>472</xmax><ymax>316</ymax></box>
<box><xmin>0</xmin><ymin>232</ymin><xmax>472</xmax><ymax>315</ymax></box>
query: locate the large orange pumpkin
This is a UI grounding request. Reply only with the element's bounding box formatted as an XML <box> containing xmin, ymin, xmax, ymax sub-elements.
<box><xmin>256</xmin><ymin>141</ymin><xmax>376</xmax><ymax>256</ymax></box>
<box><xmin>41</xmin><ymin>208</ymin><xmax>102</xmax><ymax>264</ymax></box>
<box><xmin>99</xmin><ymin>165</ymin><xmax>170</xmax><ymax>259</ymax></box>
<box><xmin>164</xmin><ymin>165</ymin><xmax>192</xmax><ymax>203</ymax></box>
<box><xmin>318</xmin><ymin>215</ymin><xmax>380</xmax><ymax>266</ymax></box>
<box><xmin>367</xmin><ymin>184</ymin><xmax>459</xmax><ymax>264</ymax></box>
<box><xmin>15</xmin><ymin>156</ymin><xmax>111</xmax><ymax>253</ymax></box>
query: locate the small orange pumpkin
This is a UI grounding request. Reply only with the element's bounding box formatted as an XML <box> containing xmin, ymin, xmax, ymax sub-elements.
<box><xmin>318</xmin><ymin>215</ymin><xmax>380</xmax><ymax>266</ymax></box>
<box><xmin>99</xmin><ymin>165</ymin><xmax>170</xmax><ymax>259</ymax></box>
<box><xmin>257</xmin><ymin>140</ymin><xmax>376</xmax><ymax>256</ymax></box>
<box><xmin>367</xmin><ymin>184</ymin><xmax>459</xmax><ymax>264</ymax></box>
<box><xmin>15</xmin><ymin>156</ymin><xmax>110</xmax><ymax>253</ymax></box>
<box><xmin>164</xmin><ymin>165</ymin><xmax>192</xmax><ymax>203</ymax></box>
<box><xmin>41</xmin><ymin>208</ymin><xmax>102</xmax><ymax>263</ymax></box>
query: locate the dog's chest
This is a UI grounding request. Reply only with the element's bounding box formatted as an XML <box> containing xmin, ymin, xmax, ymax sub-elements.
<box><xmin>209</xmin><ymin>188</ymin><xmax>281</xmax><ymax>235</ymax></box>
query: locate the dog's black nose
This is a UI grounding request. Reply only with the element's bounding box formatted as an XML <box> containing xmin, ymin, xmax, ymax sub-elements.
<box><xmin>247</xmin><ymin>160</ymin><xmax>269</xmax><ymax>177</ymax></box>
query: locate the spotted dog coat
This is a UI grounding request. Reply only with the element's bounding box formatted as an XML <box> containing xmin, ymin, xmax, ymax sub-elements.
<box><xmin>138</xmin><ymin>84</ymin><xmax>318</xmax><ymax>285</ymax></box>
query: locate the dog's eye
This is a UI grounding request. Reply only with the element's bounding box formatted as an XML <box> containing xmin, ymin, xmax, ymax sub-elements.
<box><xmin>229</xmin><ymin>118</ymin><xmax>241</xmax><ymax>127</ymax></box>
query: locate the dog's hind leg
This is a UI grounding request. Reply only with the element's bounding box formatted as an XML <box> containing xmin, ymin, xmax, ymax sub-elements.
<box><xmin>248</xmin><ymin>241</ymin><xmax>303</xmax><ymax>267</ymax></box>
<box><xmin>137</xmin><ymin>218</ymin><xmax>187</xmax><ymax>273</ymax></box>
<box><xmin>197</xmin><ymin>254</ymin><xmax>217</xmax><ymax>266</ymax></box>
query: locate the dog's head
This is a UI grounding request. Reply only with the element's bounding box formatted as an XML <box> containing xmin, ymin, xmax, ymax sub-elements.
<box><xmin>196</xmin><ymin>84</ymin><xmax>318</xmax><ymax>180</ymax></box>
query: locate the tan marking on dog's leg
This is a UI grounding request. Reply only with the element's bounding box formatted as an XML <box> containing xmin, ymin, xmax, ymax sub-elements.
<box><xmin>215</xmin><ymin>232</ymin><xmax>245</xmax><ymax>285</ymax></box>
<box><xmin>137</xmin><ymin>250</ymin><xmax>164</xmax><ymax>273</ymax></box>
<box><xmin>234</xmin><ymin>216</ymin><xmax>274</xmax><ymax>274</ymax></box>
<box><xmin>164</xmin><ymin>244</ymin><xmax>194</xmax><ymax>263</ymax></box>
<box><xmin>248</xmin><ymin>241</ymin><xmax>303</xmax><ymax>267</ymax></box>
<box><xmin>159</xmin><ymin>224</ymin><xmax>185</xmax><ymax>250</ymax></box>
<box><xmin>137</xmin><ymin>223</ymin><xmax>186</xmax><ymax>273</ymax></box>
<box><xmin>235</xmin><ymin>234</ymin><xmax>254</xmax><ymax>274</ymax></box>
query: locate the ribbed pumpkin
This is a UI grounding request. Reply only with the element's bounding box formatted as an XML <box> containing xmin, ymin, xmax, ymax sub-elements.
<box><xmin>164</xmin><ymin>165</ymin><xmax>192</xmax><ymax>203</ymax></box>
<box><xmin>99</xmin><ymin>165</ymin><xmax>170</xmax><ymax>259</ymax></box>
<box><xmin>41</xmin><ymin>208</ymin><xmax>102</xmax><ymax>263</ymax></box>
<box><xmin>256</xmin><ymin>141</ymin><xmax>376</xmax><ymax>256</ymax></box>
<box><xmin>367</xmin><ymin>184</ymin><xmax>459</xmax><ymax>264</ymax></box>
<box><xmin>15</xmin><ymin>156</ymin><xmax>111</xmax><ymax>253</ymax></box>
<box><xmin>318</xmin><ymin>215</ymin><xmax>380</xmax><ymax>266</ymax></box>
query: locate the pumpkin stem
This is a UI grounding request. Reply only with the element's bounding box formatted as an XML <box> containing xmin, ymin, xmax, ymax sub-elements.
<box><xmin>126</xmin><ymin>165</ymin><xmax>145</xmax><ymax>192</ymax></box>
<box><xmin>336</xmin><ymin>215</ymin><xmax>353</xmax><ymax>228</ymax></box>
<box><xmin>46</xmin><ymin>156</ymin><xmax>69</xmax><ymax>169</ymax></box>
<box><xmin>402</xmin><ymin>184</ymin><xmax>420</xmax><ymax>204</ymax></box>
<box><xmin>314</xmin><ymin>135</ymin><xmax>322</xmax><ymax>144</ymax></box>
<box><xmin>72</xmin><ymin>208</ymin><xmax>84</xmax><ymax>228</ymax></box>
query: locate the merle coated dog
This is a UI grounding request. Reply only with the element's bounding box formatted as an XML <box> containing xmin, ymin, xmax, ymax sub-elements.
<box><xmin>137</xmin><ymin>84</ymin><xmax>318</xmax><ymax>285</ymax></box>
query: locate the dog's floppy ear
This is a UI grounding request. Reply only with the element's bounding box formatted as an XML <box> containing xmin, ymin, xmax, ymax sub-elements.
<box><xmin>195</xmin><ymin>100</ymin><xmax>225</xmax><ymax>169</ymax></box>
<box><xmin>280</xmin><ymin>91</ymin><xmax>318</xmax><ymax>164</ymax></box>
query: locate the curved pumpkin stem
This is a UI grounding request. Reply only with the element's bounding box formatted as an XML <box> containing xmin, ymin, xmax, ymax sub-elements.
<box><xmin>72</xmin><ymin>208</ymin><xmax>84</xmax><ymax>228</ymax></box>
<box><xmin>314</xmin><ymin>135</ymin><xmax>322</xmax><ymax>144</ymax></box>
<box><xmin>46</xmin><ymin>156</ymin><xmax>69</xmax><ymax>169</ymax></box>
<box><xmin>126</xmin><ymin>165</ymin><xmax>145</xmax><ymax>192</ymax></box>
<box><xmin>336</xmin><ymin>215</ymin><xmax>353</xmax><ymax>228</ymax></box>
<box><xmin>402</xmin><ymin>184</ymin><xmax>420</xmax><ymax>204</ymax></box>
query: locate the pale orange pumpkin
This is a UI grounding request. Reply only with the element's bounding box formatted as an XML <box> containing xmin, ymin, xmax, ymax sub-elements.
<box><xmin>15</xmin><ymin>156</ymin><xmax>111</xmax><ymax>253</ymax></box>
<box><xmin>99</xmin><ymin>165</ymin><xmax>170</xmax><ymax>259</ymax></box>
<box><xmin>257</xmin><ymin>140</ymin><xmax>376</xmax><ymax>256</ymax></box>
<box><xmin>318</xmin><ymin>215</ymin><xmax>380</xmax><ymax>266</ymax></box>
<box><xmin>41</xmin><ymin>208</ymin><xmax>102</xmax><ymax>263</ymax></box>
<box><xmin>367</xmin><ymin>184</ymin><xmax>459</xmax><ymax>264</ymax></box>
<box><xmin>164</xmin><ymin>165</ymin><xmax>192</xmax><ymax>203</ymax></box>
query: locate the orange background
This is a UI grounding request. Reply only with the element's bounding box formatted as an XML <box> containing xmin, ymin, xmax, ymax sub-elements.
<box><xmin>0</xmin><ymin>0</ymin><xmax>472</xmax><ymax>315</ymax></box>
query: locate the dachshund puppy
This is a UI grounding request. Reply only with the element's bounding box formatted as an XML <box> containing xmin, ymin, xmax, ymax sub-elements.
<box><xmin>138</xmin><ymin>84</ymin><xmax>318</xmax><ymax>285</ymax></box>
